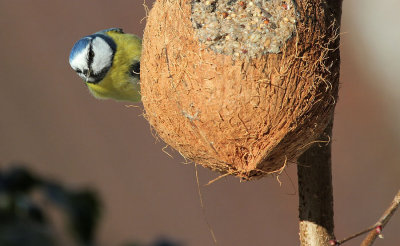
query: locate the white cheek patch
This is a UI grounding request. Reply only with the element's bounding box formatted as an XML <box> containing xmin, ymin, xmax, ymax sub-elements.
<box><xmin>69</xmin><ymin>44</ymin><xmax>90</xmax><ymax>72</ymax></box>
<box><xmin>91</xmin><ymin>37</ymin><xmax>113</xmax><ymax>74</ymax></box>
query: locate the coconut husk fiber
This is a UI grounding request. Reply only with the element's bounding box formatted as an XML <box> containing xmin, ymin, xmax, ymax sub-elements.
<box><xmin>141</xmin><ymin>0</ymin><xmax>340</xmax><ymax>180</ymax></box>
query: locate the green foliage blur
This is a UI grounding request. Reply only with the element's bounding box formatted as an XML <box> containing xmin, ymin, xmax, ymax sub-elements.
<box><xmin>0</xmin><ymin>164</ymin><xmax>182</xmax><ymax>246</ymax></box>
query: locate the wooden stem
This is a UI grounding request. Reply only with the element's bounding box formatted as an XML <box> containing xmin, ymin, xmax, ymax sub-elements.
<box><xmin>298</xmin><ymin>119</ymin><xmax>335</xmax><ymax>245</ymax></box>
<box><xmin>360</xmin><ymin>189</ymin><xmax>400</xmax><ymax>246</ymax></box>
<box><xmin>296</xmin><ymin>2</ymin><xmax>343</xmax><ymax>244</ymax></box>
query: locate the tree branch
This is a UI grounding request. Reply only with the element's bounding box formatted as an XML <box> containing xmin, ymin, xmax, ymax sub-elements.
<box><xmin>328</xmin><ymin>189</ymin><xmax>400</xmax><ymax>245</ymax></box>
<box><xmin>360</xmin><ymin>189</ymin><xmax>400</xmax><ymax>246</ymax></box>
<box><xmin>298</xmin><ymin>119</ymin><xmax>335</xmax><ymax>245</ymax></box>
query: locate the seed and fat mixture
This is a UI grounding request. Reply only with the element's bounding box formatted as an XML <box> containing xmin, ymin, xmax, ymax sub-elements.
<box><xmin>191</xmin><ymin>0</ymin><xmax>297</xmax><ymax>59</ymax></box>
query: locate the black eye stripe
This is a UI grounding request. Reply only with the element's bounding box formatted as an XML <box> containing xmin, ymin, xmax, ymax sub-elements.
<box><xmin>86</xmin><ymin>67</ymin><xmax>110</xmax><ymax>84</ymax></box>
<box><xmin>75</xmin><ymin>69</ymin><xmax>90</xmax><ymax>75</ymax></box>
<box><xmin>88</xmin><ymin>43</ymin><xmax>94</xmax><ymax>69</ymax></box>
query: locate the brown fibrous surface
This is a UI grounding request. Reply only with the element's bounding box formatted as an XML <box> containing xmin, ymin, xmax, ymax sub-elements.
<box><xmin>141</xmin><ymin>0</ymin><xmax>340</xmax><ymax>180</ymax></box>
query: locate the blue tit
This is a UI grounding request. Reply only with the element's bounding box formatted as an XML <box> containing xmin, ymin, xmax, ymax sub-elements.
<box><xmin>69</xmin><ymin>28</ymin><xmax>141</xmax><ymax>102</ymax></box>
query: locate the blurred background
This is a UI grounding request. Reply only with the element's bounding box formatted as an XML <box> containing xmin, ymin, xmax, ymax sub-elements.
<box><xmin>0</xmin><ymin>0</ymin><xmax>399</xmax><ymax>245</ymax></box>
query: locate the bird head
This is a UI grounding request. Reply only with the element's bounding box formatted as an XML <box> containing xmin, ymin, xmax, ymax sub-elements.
<box><xmin>69</xmin><ymin>34</ymin><xmax>116</xmax><ymax>84</ymax></box>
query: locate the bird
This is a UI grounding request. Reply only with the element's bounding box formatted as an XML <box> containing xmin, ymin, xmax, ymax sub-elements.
<box><xmin>69</xmin><ymin>28</ymin><xmax>141</xmax><ymax>102</ymax></box>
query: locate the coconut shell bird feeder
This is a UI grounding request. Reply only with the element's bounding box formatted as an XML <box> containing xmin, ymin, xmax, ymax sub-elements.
<box><xmin>141</xmin><ymin>0</ymin><xmax>340</xmax><ymax>180</ymax></box>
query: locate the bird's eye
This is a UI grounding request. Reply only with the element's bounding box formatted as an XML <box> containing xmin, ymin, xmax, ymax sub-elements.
<box><xmin>75</xmin><ymin>69</ymin><xmax>82</xmax><ymax>73</ymax></box>
<box><xmin>130</xmin><ymin>62</ymin><xmax>140</xmax><ymax>77</ymax></box>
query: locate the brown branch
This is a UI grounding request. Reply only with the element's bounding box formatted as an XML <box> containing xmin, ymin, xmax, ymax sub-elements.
<box><xmin>332</xmin><ymin>226</ymin><xmax>376</xmax><ymax>245</ymax></box>
<box><xmin>360</xmin><ymin>189</ymin><xmax>400</xmax><ymax>246</ymax></box>
<box><xmin>328</xmin><ymin>189</ymin><xmax>400</xmax><ymax>245</ymax></box>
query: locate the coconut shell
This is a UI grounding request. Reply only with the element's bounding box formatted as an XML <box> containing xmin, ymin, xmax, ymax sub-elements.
<box><xmin>141</xmin><ymin>0</ymin><xmax>340</xmax><ymax>180</ymax></box>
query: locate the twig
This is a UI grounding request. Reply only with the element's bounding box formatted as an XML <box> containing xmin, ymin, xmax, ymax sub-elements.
<box><xmin>361</xmin><ymin>189</ymin><xmax>400</xmax><ymax>246</ymax></box>
<box><xmin>331</xmin><ymin>226</ymin><xmax>376</xmax><ymax>245</ymax></box>
<box><xmin>329</xmin><ymin>189</ymin><xmax>400</xmax><ymax>245</ymax></box>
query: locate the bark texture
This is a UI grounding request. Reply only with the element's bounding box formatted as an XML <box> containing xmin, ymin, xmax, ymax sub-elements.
<box><xmin>297</xmin><ymin>0</ymin><xmax>343</xmax><ymax>244</ymax></box>
<box><xmin>298</xmin><ymin>120</ymin><xmax>335</xmax><ymax>245</ymax></box>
